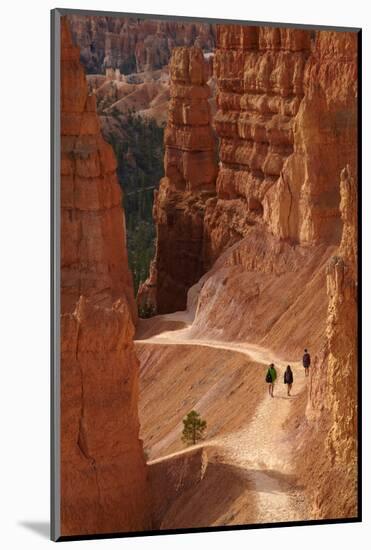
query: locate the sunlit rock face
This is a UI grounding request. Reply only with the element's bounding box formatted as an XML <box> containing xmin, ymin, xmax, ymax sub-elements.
<box><xmin>264</xmin><ymin>31</ymin><xmax>358</xmax><ymax>246</ymax></box>
<box><xmin>139</xmin><ymin>46</ymin><xmax>217</xmax><ymax>314</ymax></box>
<box><xmin>306</xmin><ymin>165</ymin><xmax>358</xmax><ymax>519</ymax></box>
<box><xmin>60</xmin><ymin>17</ymin><xmax>150</xmax><ymax>536</ymax></box>
<box><xmin>204</xmin><ymin>26</ymin><xmax>357</xmax><ymax>263</ymax></box>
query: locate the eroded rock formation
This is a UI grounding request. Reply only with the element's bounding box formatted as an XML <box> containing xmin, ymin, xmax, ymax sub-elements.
<box><xmin>325</xmin><ymin>164</ymin><xmax>358</xmax><ymax>465</ymax></box>
<box><xmin>60</xmin><ymin>17</ymin><xmax>150</xmax><ymax>535</ymax></box>
<box><xmin>138</xmin><ymin>47</ymin><xmax>217</xmax><ymax>313</ymax></box>
<box><xmin>67</xmin><ymin>15</ymin><xmax>215</xmax><ymax>74</ymax></box>
<box><xmin>204</xmin><ymin>26</ymin><xmax>311</xmax><ymax>262</ymax></box>
<box><xmin>303</xmin><ymin>165</ymin><xmax>358</xmax><ymax>518</ymax></box>
<box><xmin>264</xmin><ymin>31</ymin><xmax>358</xmax><ymax>244</ymax></box>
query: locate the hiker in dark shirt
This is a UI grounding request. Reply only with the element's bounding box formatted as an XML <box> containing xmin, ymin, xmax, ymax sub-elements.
<box><xmin>265</xmin><ymin>363</ymin><xmax>277</xmax><ymax>398</ymax></box>
<box><xmin>302</xmin><ymin>348</ymin><xmax>311</xmax><ymax>377</ymax></box>
<box><xmin>284</xmin><ymin>365</ymin><xmax>294</xmax><ymax>396</ymax></box>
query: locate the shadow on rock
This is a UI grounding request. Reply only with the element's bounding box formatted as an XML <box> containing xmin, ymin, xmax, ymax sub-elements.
<box><xmin>149</xmin><ymin>445</ymin><xmax>258</xmax><ymax>529</ymax></box>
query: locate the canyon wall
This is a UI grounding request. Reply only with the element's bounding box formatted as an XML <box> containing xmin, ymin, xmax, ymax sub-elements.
<box><xmin>138</xmin><ymin>46</ymin><xmax>217</xmax><ymax>313</ymax></box>
<box><xmin>205</xmin><ymin>26</ymin><xmax>312</xmax><ymax>262</ymax></box>
<box><xmin>264</xmin><ymin>31</ymin><xmax>358</xmax><ymax>245</ymax></box>
<box><xmin>304</xmin><ymin>165</ymin><xmax>358</xmax><ymax>518</ymax></box>
<box><xmin>67</xmin><ymin>15</ymin><xmax>215</xmax><ymax>74</ymax></box>
<box><xmin>205</xmin><ymin>26</ymin><xmax>357</xmax><ymax>262</ymax></box>
<box><xmin>60</xmin><ymin>18</ymin><xmax>150</xmax><ymax>535</ymax></box>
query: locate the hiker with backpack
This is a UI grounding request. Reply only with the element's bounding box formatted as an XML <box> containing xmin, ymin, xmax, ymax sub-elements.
<box><xmin>265</xmin><ymin>363</ymin><xmax>277</xmax><ymax>397</ymax></box>
<box><xmin>284</xmin><ymin>365</ymin><xmax>294</xmax><ymax>396</ymax></box>
<box><xmin>302</xmin><ymin>348</ymin><xmax>311</xmax><ymax>377</ymax></box>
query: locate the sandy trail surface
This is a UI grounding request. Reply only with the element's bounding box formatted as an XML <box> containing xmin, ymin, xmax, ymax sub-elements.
<box><xmin>136</xmin><ymin>312</ymin><xmax>308</xmax><ymax>524</ymax></box>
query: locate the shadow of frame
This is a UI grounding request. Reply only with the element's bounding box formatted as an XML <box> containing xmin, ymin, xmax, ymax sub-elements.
<box><xmin>18</xmin><ymin>521</ymin><xmax>49</xmax><ymax>539</ymax></box>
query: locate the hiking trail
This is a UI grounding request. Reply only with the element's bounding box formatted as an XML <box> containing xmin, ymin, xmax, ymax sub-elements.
<box><xmin>135</xmin><ymin>310</ymin><xmax>308</xmax><ymax>524</ymax></box>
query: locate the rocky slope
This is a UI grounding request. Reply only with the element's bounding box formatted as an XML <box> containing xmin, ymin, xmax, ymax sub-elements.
<box><xmin>87</xmin><ymin>67</ymin><xmax>170</xmax><ymax>125</ymax></box>
<box><xmin>138</xmin><ymin>47</ymin><xmax>217</xmax><ymax>313</ymax></box>
<box><xmin>67</xmin><ymin>15</ymin><xmax>215</xmax><ymax>74</ymax></box>
<box><xmin>60</xmin><ymin>18</ymin><xmax>150</xmax><ymax>536</ymax></box>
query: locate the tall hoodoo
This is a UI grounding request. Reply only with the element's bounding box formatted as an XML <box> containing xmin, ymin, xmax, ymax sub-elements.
<box><xmin>139</xmin><ymin>46</ymin><xmax>217</xmax><ymax>314</ymax></box>
<box><xmin>306</xmin><ymin>165</ymin><xmax>358</xmax><ymax>518</ymax></box>
<box><xmin>326</xmin><ymin>165</ymin><xmax>357</xmax><ymax>462</ymax></box>
<box><xmin>60</xmin><ymin>17</ymin><xmax>150</xmax><ymax>535</ymax></box>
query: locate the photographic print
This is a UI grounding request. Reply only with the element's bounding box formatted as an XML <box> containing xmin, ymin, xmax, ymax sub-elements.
<box><xmin>51</xmin><ymin>9</ymin><xmax>361</xmax><ymax>540</ymax></box>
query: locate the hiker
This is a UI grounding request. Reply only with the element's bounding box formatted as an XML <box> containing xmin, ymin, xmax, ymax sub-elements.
<box><xmin>265</xmin><ymin>363</ymin><xmax>277</xmax><ymax>398</ymax></box>
<box><xmin>302</xmin><ymin>348</ymin><xmax>311</xmax><ymax>377</ymax></box>
<box><xmin>284</xmin><ymin>365</ymin><xmax>294</xmax><ymax>396</ymax></box>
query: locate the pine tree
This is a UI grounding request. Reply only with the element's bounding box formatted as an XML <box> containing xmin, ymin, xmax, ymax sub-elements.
<box><xmin>182</xmin><ymin>410</ymin><xmax>207</xmax><ymax>446</ymax></box>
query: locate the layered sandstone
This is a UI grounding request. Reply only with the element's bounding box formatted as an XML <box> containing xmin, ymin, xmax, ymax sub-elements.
<box><xmin>302</xmin><ymin>165</ymin><xmax>358</xmax><ymax>518</ymax></box>
<box><xmin>325</xmin><ymin>164</ymin><xmax>358</xmax><ymax>476</ymax></box>
<box><xmin>202</xmin><ymin>26</ymin><xmax>311</xmax><ymax>263</ymax></box>
<box><xmin>264</xmin><ymin>31</ymin><xmax>358</xmax><ymax>244</ymax></box>
<box><xmin>138</xmin><ymin>47</ymin><xmax>217</xmax><ymax>313</ymax></box>
<box><xmin>67</xmin><ymin>15</ymin><xmax>215</xmax><ymax>74</ymax></box>
<box><xmin>90</xmin><ymin>68</ymin><xmax>171</xmax><ymax>125</ymax></box>
<box><xmin>60</xmin><ymin>18</ymin><xmax>150</xmax><ymax>535</ymax></box>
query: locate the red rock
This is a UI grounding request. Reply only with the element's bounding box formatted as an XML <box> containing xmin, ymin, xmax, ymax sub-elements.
<box><xmin>138</xmin><ymin>47</ymin><xmax>217</xmax><ymax>313</ymax></box>
<box><xmin>264</xmin><ymin>31</ymin><xmax>357</xmax><ymax>244</ymax></box>
<box><xmin>60</xmin><ymin>17</ymin><xmax>150</xmax><ymax>536</ymax></box>
<box><xmin>305</xmin><ymin>165</ymin><xmax>358</xmax><ymax>518</ymax></box>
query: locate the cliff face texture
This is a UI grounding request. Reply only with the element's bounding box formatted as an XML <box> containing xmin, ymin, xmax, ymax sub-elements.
<box><xmin>264</xmin><ymin>31</ymin><xmax>358</xmax><ymax>245</ymax></box>
<box><xmin>60</xmin><ymin>18</ymin><xmax>150</xmax><ymax>535</ymax></box>
<box><xmin>325</xmin><ymin>165</ymin><xmax>358</xmax><ymax>464</ymax></box>
<box><xmin>302</xmin><ymin>165</ymin><xmax>358</xmax><ymax>518</ymax></box>
<box><xmin>205</xmin><ymin>27</ymin><xmax>357</xmax><ymax>261</ymax></box>
<box><xmin>138</xmin><ymin>47</ymin><xmax>217</xmax><ymax>313</ymax></box>
<box><xmin>67</xmin><ymin>15</ymin><xmax>215</xmax><ymax>74</ymax></box>
<box><xmin>206</xmin><ymin>26</ymin><xmax>311</xmax><ymax>261</ymax></box>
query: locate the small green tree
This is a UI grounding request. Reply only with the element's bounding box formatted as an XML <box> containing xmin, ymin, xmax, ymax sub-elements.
<box><xmin>182</xmin><ymin>410</ymin><xmax>207</xmax><ymax>446</ymax></box>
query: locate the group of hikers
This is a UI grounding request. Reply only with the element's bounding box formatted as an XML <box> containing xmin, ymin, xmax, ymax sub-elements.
<box><xmin>265</xmin><ymin>349</ymin><xmax>311</xmax><ymax>398</ymax></box>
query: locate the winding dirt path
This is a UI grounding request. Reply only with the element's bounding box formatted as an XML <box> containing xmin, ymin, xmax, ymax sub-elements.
<box><xmin>136</xmin><ymin>312</ymin><xmax>308</xmax><ymax>524</ymax></box>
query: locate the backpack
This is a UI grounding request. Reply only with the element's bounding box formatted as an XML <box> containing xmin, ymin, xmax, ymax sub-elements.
<box><xmin>265</xmin><ymin>370</ymin><xmax>272</xmax><ymax>383</ymax></box>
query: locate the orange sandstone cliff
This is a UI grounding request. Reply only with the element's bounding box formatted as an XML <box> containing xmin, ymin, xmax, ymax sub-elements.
<box><xmin>205</xmin><ymin>26</ymin><xmax>312</xmax><ymax>261</ymax></box>
<box><xmin>138</xmin><ymin>47</ymin><xmax>217</xmax><ymax>313</ymax></box>
<box><xmin>60</xmin><ymin>18</ymin><xmax>150</xmax><ymax>536</ymax></box>
<box><xmin>302</xmin><ymin>165</ymin><xmax>358</xmax><ymax>518</ymax></box>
